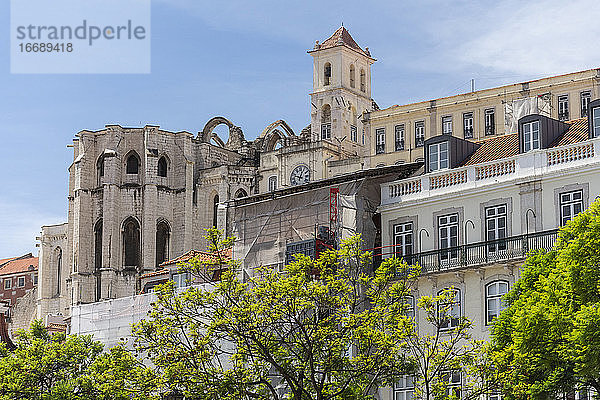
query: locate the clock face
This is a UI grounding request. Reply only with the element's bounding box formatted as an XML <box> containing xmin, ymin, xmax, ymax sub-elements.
<box><xmin>290</xmin><ymin>165</ymin><xmax>310</xmax><ymax>186</ymax></box>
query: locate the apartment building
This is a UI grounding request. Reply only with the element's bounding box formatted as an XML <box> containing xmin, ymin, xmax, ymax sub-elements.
<box><xmin>377</xmin><ymin>101</ymin><xmax>600</xmax><ymax>400</ymax></box>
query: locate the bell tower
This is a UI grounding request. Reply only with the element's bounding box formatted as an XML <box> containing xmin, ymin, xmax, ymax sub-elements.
<box><xmin>308</xmin><ymin>26</ymin><xmax>376</xmax><ymax>154</ymax></box>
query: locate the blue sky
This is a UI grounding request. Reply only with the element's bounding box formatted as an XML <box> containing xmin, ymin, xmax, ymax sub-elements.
<box><xmin>1</xmin><ymin>0</ymin><xmax>599</xmax><ymax>256</ymax></box>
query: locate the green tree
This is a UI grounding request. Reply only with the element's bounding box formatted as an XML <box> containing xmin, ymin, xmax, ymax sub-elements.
<box><xmin>134</xmin><ymin>229</ymin><xmax>487</xmax><ymax>400</ymax></box>
<box><xmin>0</xmin><ymin>320</ymin><xmax>156</xmax><ymax>400</ymax></box>
<box><xmin>490</xmin><ymin>200</ymin><xmax>600</xmax><ymax>399</ymax></box>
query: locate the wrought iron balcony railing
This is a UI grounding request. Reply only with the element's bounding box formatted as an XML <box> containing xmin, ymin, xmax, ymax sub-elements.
<box><xmin>372</xmin><ymin>229</ymin><xmax>558</xmax><ymax>275</ymax></box>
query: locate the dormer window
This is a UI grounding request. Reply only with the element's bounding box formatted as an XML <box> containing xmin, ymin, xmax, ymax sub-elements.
<box><xmin>428</xmin><ymin>141</ymin><xmax>448</xmax><ymax>171</ymax></box>
<box><xmin>593</xmin><ymin>105</ymin><xmax>600</xmax><ymax>138</ymax></box>
<box><xmin>523</xmin><ymin>120</ymin><xmax>540</xmax><ymax>152</ymax></box>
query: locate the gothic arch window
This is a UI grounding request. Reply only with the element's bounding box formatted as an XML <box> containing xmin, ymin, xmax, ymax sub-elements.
<box><xmin>360</xmin><ymin>69</ymin><xmax>366</xmax><ymax>92</ymax></box>
<box><xmin>156</xmin><ymin>220</ymin><xmax>170</xmax><ymax>267</ymax></box>
<box><xmin>122</xmin><ymin>217</ymin><xmax>141</xmax><ymax>268</ymax></box>
<box><xmin>94</xmin><ymin>219</ymin><xmax>103</xmax><ymax>301</ymax></box>
<box><xmin>324</xmin><ymin>62</ymin><xmax>332</xmax><ymax>86</ymax></box>
<box><xmin>158</xmin><ymin>156</ymin><xmax>168</xmax><ymax>177</ymax></box>
<box><xmin>54</xmin><ymin>247</ymin><xmax>62</xmax><ymax>296</ymax></box>
<box><xmin>126</xmin><ymin>152</ymin><xmax>140</xmax><ymax>174</ymax></box>
<box><xmin>349</xmin><ymin>64</ymin><xmax>356</xmax><ymax>88</ymax></box>
<box><xmin>96</xmin><ymin>156</ymin><xmax>104</xmax><ymax>186</ymax></box>
<box><xmin>268</xmin><ymin>176</ymin><xmax>277</xmax><ymax>192</ymax></box>
<box><xmin>235</xmin><ymin>189</ymin><xmax>248</xmax><ymax>198</ymax></box>
<box><xmin>213</xmin><ymin>195</ymin><xmax>219</xmax><ymax>228</ymax></box>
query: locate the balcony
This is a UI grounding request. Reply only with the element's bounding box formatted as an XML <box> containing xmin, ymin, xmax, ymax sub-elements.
<box><xmin>376</xmin><ymin>229</ymin><xmax>558</xmax><ymax>275</ymax></box>
<box><xmin>558</xmin><ymin>111</ymin><xmax>570</xmax><ymax>121</ymax></box>
<box><xmin>376</xmin><ymin>144</ymin><xmax>385</xmax><ymax>154</ymax></box>
<box><xmin>395</xmin><ymin>140</ymin><xmax>405</xmax><ymax>151</ymax></box>
<box><xmin>381</xmin><ymin>138</ymin><xmax>599</xmax><ymax>206</ymax></box>
<box><xmin>485</xmin><ymin>125</ymin><xmax>495</xmax><ymax>135</ymax></box>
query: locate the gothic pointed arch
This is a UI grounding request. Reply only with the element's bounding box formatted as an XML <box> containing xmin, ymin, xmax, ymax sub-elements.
<box><xmin>235</xmin><ymin>188</ymin><xmax>248</xmax><ymax>198</ymax></box>
<box><xmin>124</xmin><ymin>150</ymin><xmax>141</xmax><ymax>174</ymax></box>
<box><xmin>94</xmin><ymin>219</ymin><xmax>103</xmax><ymax>301</ymax></box>
<box><xmin>122</xmin><ymin>217</ymin><xmax>141</xmax><ymax>269</ymax></box>
<box><xmin>155</xmin><ymin>218</ymin><xmax>171</xmax><ymax>267</ymax></box>
<box><xmin>96</xmin><ymin>155</ymin><xmax>105</xmax><ymax>186</ymax></box>
<box><xmin>53</xmin><ymin>247</ymin><xmax>62</xmax><ymax>296</ymax></box>
<box><xmin>157</xmin><ymin>154</ymin><xmax>169</xmax><ymax>177</ymax></box>
<box><xmin>259</xmin><ymin>120</ymin><xmax>296</xmax><ymax>151</ymax></box>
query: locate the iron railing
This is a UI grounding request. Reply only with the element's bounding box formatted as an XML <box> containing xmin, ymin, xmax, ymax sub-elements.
<box><xmin>373</xmin><ymin>229</ymin><xmax>558</xmax><ymax>275</ymax></box>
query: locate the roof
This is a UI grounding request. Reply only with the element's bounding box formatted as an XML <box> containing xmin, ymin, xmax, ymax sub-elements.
<box><xmin>462</xmin><ymin>118</ymin><xmax>590</xmax><ymax>166</ymax></box>
<box><xmin>159</xmin><ymin>248</ymin><xmax>232</xmax><ymax>268</ymax></box>
<box><xmin>312</xmin><ymin>26</ymin><xmax>371</xmax><ymax>58</ymax></box>
<box><xmin>0</xmin><ymin>254</ymin><xmax>38</xmax><ymax>276</ymax></box>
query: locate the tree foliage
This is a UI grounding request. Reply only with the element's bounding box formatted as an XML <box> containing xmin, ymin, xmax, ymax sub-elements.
<box><xmin>0</xmin><ymin>320</ymin><xmax>156</xmax><ymax>400</ymax></box>
<box><xmin>134</xmin><ymin>229</ymin><xmax>486</xmax><ymax>400</ymax></box>
<box><xmin>490</xmin><ymin>200</ymin><xmax>600</xmax><ymax>399</ymax></box>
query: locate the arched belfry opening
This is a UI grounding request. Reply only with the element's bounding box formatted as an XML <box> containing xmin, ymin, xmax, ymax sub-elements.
<box><xmin>324</xmin><ymin>62</ymin><xmax>332</xmax><ymax>86</ymax></box>
<box><xmin>122</xmin><ymin>217</ymin><xmax>141</xmax><ymax>269</ymax></box>
<box><xmin>350</xmin><ymin>64</ymin><xmax>356</xmax><ymax>88</ymax></box>
<box><xmin>321</xmin><ymin>104</ymin><xmax>332</xmax><ymax>140</ymax></box>
<box><xmin>94</xmin><ymin>219</ymin><xmax>103</xmax><ymax>301</ymax></box>
<box><xmin>156</xmin><ymin>220</ymin><xmax>170</xmax><ymax>267</ymax></box>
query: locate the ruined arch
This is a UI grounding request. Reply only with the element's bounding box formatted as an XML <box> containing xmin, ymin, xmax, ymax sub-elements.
<box><xmin>156</xmin><ymin>218</ymin><xmax>171</xmax><ymax>267</ymax></box>
<box><xmin>259</xmin><ymin>120</ymin><xmax>296</xmax><ymax>152</ymax></box>
<box><xmin>124</xmin><ymin>150</ymin><xmax>141</xmax><ymax>174</ymax></box>
<box><xmin>199</xmin><ymin>117</ymin><xmax>245</xmax><ymax>150</ymax></box>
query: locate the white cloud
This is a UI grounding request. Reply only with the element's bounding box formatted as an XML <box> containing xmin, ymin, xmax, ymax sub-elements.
<box><xmin>0</xmin><ymin>197</ymin><xmax>64</xmax><ymax>257</ymax></box>
<box><xmin>434</xmin><ymin>0</ymin><xmax>600</xmax><ymax>76</ymax></box>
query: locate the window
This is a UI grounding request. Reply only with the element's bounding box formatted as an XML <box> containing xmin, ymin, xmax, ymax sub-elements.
<box><xmin>33</xmin><ymin>274</ymin><xmax>38</xmax><ymax>285</ymax></box>
<box><xmin>268</xmin><ymin>176</ymin><xmax>277</xmax><ymax>192</ymax></box>
<box><xmin>362</xmin><ymin>127</ymin><xmax>365</xmax><ymax>145</ymax></box>
<box><xmin>394</xmin><ymin>124</ymin><xmax>405</xmax><ymax>151</ymax></box>
<box><xmin>558</xmin><ymin>95</ymin><xmax>569</xmax><ymax>121</ymax></box>
<box><xmin>213</xmin><ymin>195</ymin><xmax>219</xmax><ymax>228</ymax></box>
<box><xmin>438</xmin><ymin>214</ymin><xmax>458</xmax><ymax>261</ymax></box>
<box><xmin>486</xmin><ymin>281</ymin><xmax>509</xmax><ymax>324</ymax></box>
<box><xmin>523</xmin><ymin>120</ymin><xmax>540</xmax><ymax>152</ymax></box>
<box><xmin>156</xmin><ymin>220</ymin><xmax>170</xmax><ymax>267</ymax></box>
<box><xmin>394</xmin><ymin>222</ymin><xmax>413</xmax><ymax>259</ymax></box>
<box><xmin>158</xmin><ymin>156</ymin><xmax>168</xmax><ymax>177</ymax></box>
<box><xmin>485</xmin><ymin>109</ymin><xmax>495</xmax><ymax>135</ymax></box>
<box><xmin>96</xmin><ymin>156</ymin><xmax>104</xmax><ymax>186</ymax></box>
<box><xmin>321</xmin><ymin>105</ymin><xmax>331</xmax><ymax>140</ymax></box>
<box><xmin>442</xmin><ymin>116</ymin><xmax>453</xmax><ymax>135</ymax></box>
<box><xmin>126</xmin><ymin>153</ymin><xmax>140</xmax><ymax>174</ymax></box>
<box><xmin>55</xmin><ymin>247</ymin><xmax>62</xmax><ymax>295</ymax></box>
<box><xmin>438</xmin><ymin>288</ymin><xmax>461</xmax><ymax>330</ymax></box>
<box><xmin>4</xmin><ymin>279</ymin><xmax>10</xmax><ymax>290</ymax></box>
<box><xmin>324</xmin><ymin>62</ymin><xmax>331</xmax><ymax>86</ymax></box>
<box><xmin>376</xmin><ymin>128</ymin><xmax>386</xmax><ymax>154</ymax></box>
<box><xmin>394</xmin><ymin>375</ymin><xmax>415</xmax><ymax>400</ymax></box>
<box><xmin>441</xmin><ymin>370</ymin><xmax>462</xmax><ymax>399</ymax></box>
<box><xmin>403</xmin><ymin>296</ymin><xmax>415</xmax><ymax>319</ymax></box>
<box><xmin>349</xmin><ymin>64</ymin><xmax>355</xmax><ymax>88</ymax></box>
<box><xmin>360</xmin><ymin>69</ymin><xmax>366</xmax><ymax>92</ymax></box>
<box><xmin>415</xmin><ymin>121</ymin><xmax>425</xmax><ymax>147</ymax></box>
<box><xmin>350</xmin><ymin>125</ymin><xmax>357</xmax><ymax>142</ymax></box>
<box><xmin>560</xmin><ymin>190</ymin><xmax>583</xmax><ymax>226</ymax></box>
<box><xmin>94</xmin><ymin>219</ymin><xmax>103</xmax><ymax>301</ymax></box>
<box><xmin>428</xmin><ymin>142</ymin><xmax>449</xmax><ymax>172</ymax></box>
<box><xmin>173</xmin><ymin>273</ymin><xmax>190</xmax><ymax>289</ymax></box>
<box><xmin>463</xmin><ymin>112</ymin><xmax>474</xmax><ymax>139</ymax></box>
<box><xmin>123</xmin><ymin>218</ymin><xmax>140</xmax><ymax>268</ymax></box>
<box><xmin>486</xmin><ymin>205</ymin><xmax>507</xmax><ymax>252</ymax></box>
<box><xmin>17</xmin><ymin>276</ymin><xmax>25</xmax><ymax>288</ymax></box>
<box><xmin>593</xmin><ymin>106</ymin><xmax>600</xmax><ymax>138</ymax></box>
<box><xmin>581</xmin><ymin>91</ymin><xmax>591</xmax><ymax>117</ymax></box>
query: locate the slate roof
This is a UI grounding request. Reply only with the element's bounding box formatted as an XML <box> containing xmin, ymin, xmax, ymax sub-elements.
<box><xmin>313</xmin><ymin>26</ymin><xmax>371</xmax><ymax>57</ymax></box>
<box><xmin>462</xmin><ymin>118</ymin><xmax>590</xmax><ymax>166</ymax></box>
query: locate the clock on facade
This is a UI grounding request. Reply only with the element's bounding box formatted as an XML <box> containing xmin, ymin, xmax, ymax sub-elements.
<box><xmin>290</xmin><ymin>165</ymin><xmax>310</xmax><ymax>186</ymax></box>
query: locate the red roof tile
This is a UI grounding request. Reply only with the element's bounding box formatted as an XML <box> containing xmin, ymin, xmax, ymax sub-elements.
<box><xmin>159</xmin><ymin>248</ymin><xmax>232</xmax><ymax>267</ymax></box>
<box><xmin>314</xmin><ymin>26</ymin><xmax>371</xmax><ymax>57</ymax></box>
<box><xmin>552</xmin><ymin>118</ymin><xmax>588</xmax><ymax>146</ymax></box>
<box><xmin>0</xmin><ymin>255</ymin><xmax>38</xmax><ymax>276</ymax></box>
